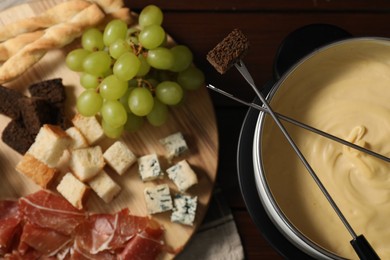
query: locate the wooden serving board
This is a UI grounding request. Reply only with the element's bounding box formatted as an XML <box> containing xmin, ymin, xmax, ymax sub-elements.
<box><xmin>0</xmin><ymin>0</ymin><xmax>219</xmax><ymax>258</ymax></box>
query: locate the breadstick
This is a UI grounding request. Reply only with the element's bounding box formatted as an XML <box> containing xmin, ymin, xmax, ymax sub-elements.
<box><xmin>0</xmin><ymin>4</ymin><xmax>105</xmax><ymax>84</ymax></box>
<box><xmin>0</xmin><ymin>0</ymin><xmax>92</xmax><ymax>42</ymax></box>
<box><xmin>0</xmin><ymin>31</ymin><xmax>44</xmax><ymax>61</ymax></box>
<box><xmin>88</xmin><ymin>0</ymin><xmax>134</xmax><ymax>25</ymax></box>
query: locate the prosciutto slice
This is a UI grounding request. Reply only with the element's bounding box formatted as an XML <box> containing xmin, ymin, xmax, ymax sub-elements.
<box><xmin>0</xmin><ymin>200</ymin><xmax>22</xmax><ymax>255</ymax></box>
<box><xmin>118</xmin><ymin>231</ymin><xmax>164</xmax><ymax>260</ymax></box>
<box><xmin>19</xmin><ymin>190</ymin><xmax>86</xmax><ymax>235</ymax></box>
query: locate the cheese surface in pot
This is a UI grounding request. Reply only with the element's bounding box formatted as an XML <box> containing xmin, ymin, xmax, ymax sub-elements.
<box><xmin>260</xmin><ymin>39</ymin><xmax>390</xmax><ymax>259</ymax></box>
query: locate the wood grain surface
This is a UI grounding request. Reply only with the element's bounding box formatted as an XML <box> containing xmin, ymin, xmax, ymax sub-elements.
<box><xmin>0</xmin><ymin>1</ymin><xmax>218</xmax><ymax>258</ymax></box>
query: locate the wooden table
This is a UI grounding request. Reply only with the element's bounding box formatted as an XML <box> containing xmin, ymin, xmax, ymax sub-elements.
<box><xmin>128</xmin><ymin>1</ymin><xmax>390</xmax><ymax>259</ymax></box>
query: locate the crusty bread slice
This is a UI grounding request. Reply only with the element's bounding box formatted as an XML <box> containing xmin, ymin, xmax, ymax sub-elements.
<box><xmin>103</xmin><ymin>141</ymin><xmax>136</xmax><ymax>175</ymax></box>
<box><xmin>88</xmin><ymin>170</ymin><xmax>121</xmax><ymax>203</ymax></box>
<box><xmin>72</xmin><ymin>114</ymin><xmax>104</xmax><ymax>145</ymax></box>
<box><xmin>69</xmin><ymin>146</ymin><xmax>105</xmax><ymax>181</ymax></box>
<box><xmin>66</xmin><ymin>126</ymin><xmax>89</xmax><ymax>150</ymax></box>
<box><xmin>15</xmin><ymin>153</ymin><xmax>58</xmax><ymax>188</ymax></box>
<box><xmin>27</xmin><ymin>124</ymin><xmax>71</xmax><ymax>168</ymax></box>
<box><xmin>57</xmin><ymin>172</ymin><xmax>89</xmax><ymax>210</ymax></box>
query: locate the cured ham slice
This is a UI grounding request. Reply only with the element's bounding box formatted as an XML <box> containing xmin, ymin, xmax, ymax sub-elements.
<box><xmin>0</xmin><ymin>200</ymin><xmax>22</xmax><ymax>255</ymax></box>
<box><xmin>118</xmin><ymin>231</ymin><xmax>164</xmax><ymax>260</ymax></box>
<box><xmin>19</xmin><ymin>190</ymin><xmax>86</xmax><ymax>235</ymax></box>
<box><xmin>75</xmin><ymin>208</ymin><xmax>164</xmax><ymax>255</ymax></box>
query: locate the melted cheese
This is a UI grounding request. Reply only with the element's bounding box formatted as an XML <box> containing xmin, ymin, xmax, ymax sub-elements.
<box><xmin>260</xmin><ymin>39</ymin><xmax>390</xmax><ymax>259</ymax></box>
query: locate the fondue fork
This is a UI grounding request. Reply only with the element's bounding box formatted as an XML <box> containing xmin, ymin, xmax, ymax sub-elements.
<box><xmin>206</xmin><ymin>83</ymin><xmax>390</xmax><ymax>163</ymax></box>
<box><xmin>206</xmin><ymin>28</ymin><xmax>380</xmax><ymax>260</ymax></box>
<box><xmin>234</xmin><ymin>59</ymin><xmax>380</xmax><ymax>260</ymax></box>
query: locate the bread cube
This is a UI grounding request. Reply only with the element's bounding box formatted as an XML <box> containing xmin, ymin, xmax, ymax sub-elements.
<box><xmin>57</xmin><ymin>172</ymin><xmax>89</xmax><ymax>210</ymax></box>
<box><xmin>103</xmin><ymin>141</ymin><xmax>136</xmax><ymax>175</ymax></box>
<box><xmin>72</xmin><ymin>113</ymin><xmax>104</xmax><ymax>145</ymax></box>
<box><xmin>137</xmin><ymin>153</ymin><xmax>163</xmax><ymax>181</ymax></box>
<box><xmin>69</xmin><ymin>146</ymin><xmax>105</xmax><ymax>181</ymax></box>
<box><xmin>144</xmin><ymin>184</ymin><xmax>173</xmax><ymax>214</ymax></box>
<box><xmin>171</xmin><ymin>194</ymin><xmax>197</xmax><ymax>226</ymax></box>
<box><xmin>66</xmin><ymin>126</ymin><xmax>88</xmax><ymax>150</ymax></box>
<box><xmin>27</xmin><ymin>124</ymin><xmax>71</xmax><ymax>167</ymax></box>
<box><xmin>88</xmin><ymin>170</ymin><xmax>121</xmax><ymax>203</ymax></box>
<box><xmin>15</xmin><ymin>154</ymin><xmax>57</xmax><ymax>188</ymax></box>
<box><xmin>166</xmin><ymin>160</ymin><xmax>198</xmax><ymax>192</ymax></box>
<box><xmin>159</xmin><ymin>132</ymin><xmax>188</xmax><ymax>160</ymax></box>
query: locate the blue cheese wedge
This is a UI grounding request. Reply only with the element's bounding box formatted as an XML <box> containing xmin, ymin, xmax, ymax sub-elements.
<box><xmin>166</xmin><ymin>160</ymin><xmax>198</xmax><ymax>192</ymax></box>
<box><xmin>103</xmin><ymin>141</ymin><xmax>137</xmax><ymax>175</ymax></box>
<box><xmin>137</xmin><ymin>153</ymin><xmax>163</xmax><ymax>181</ymax></box>
<box><xmin>144</xmin><ymin>184</ymin><xmax>173</xmax><ymax>214</ymax></box>
<box><xmin>159</xmin><ymin>132</ymin><xmax>188</xmax><ymax>160</ymax></box>
<box><xmin>171</xmin><ymin>194</ymin><xmax>197</xmax><ymax>226</ymax></box>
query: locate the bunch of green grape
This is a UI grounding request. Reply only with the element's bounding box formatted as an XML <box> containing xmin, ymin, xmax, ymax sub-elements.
<box><xmin>65</xmin><ymin>5</ymin><xmax>205</xmax><ymax>138</ymax></box>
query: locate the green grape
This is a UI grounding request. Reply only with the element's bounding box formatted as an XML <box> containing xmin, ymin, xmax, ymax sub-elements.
<box><xmin>136</xmin><ymin>54</ymin><xmax>151</xmax><ymax>77</ymax></box>
<box><xmin>80</xmin><ymin>73</ymin><xmax>101</xmax><ymax>89</ymax></box>
<box><xmin>139</xmin><ymin>5</ymin><xmax>163</xmax><ymax>28</ymax></box>
<box><xmin>119</xmin><ymin>87</ymin><xmax>135</xmax><ymax>113</ymax></box>
<box><xmin>155</xmin><ymin>81</ymin><xmax>183</xmax><ymax>105</ymax></box>
<box><xmin>128</xmin><ymin>87</ymin><xmax>154</xmax><ymax>116</ymax></box>
<box><xmin>113</xmin><ymin>52</ymin><xmax>140</xmax><ymax>81</ymax></box>
<box><xmin>82</xmin><ymin>28</ymin><xmax>104</xmax><ymax>51</ymax></box>
<box><xmin>99</xmin><ymin>74</ymin><xmax>128</xmax><ymax>100</ymax></box>
<box><xmin>177</xmin><ymin>66</ymin><xmax>205</xmax><ymax>90</ymax></box>
<box><xmin>169</xmin><ymin>45</ymin><xmax>193</xmax><ymax>72</ymax></box>
<box><xmin>65</xmin><ymin>48</ymin><xmax>91</xmax><ymax>72</ymax></box>
<box><xmin>101</xmin><ymin>100</ymin><xmax>128</xmax><ymax>128</ymax></box>
<box><xmin>83</xmin><ymin>51</ymin><xmax>112</xmax><ymax>76</ymax></box>
<box><xmin>138</xmin><ymin>25</ymin><xmax>165</xmax><ymax>50</ymax></box>
<box><xmin>124</xmin><ymin>112</ymin><xmax>144</xmax><ymax>132</ymax></box>
<box><xmin>109</xmin><ymin>38</ymin><xmax>130</xmax><ymax>59</ymax></box>
<box><xmin>147</xmin><ymin>98</ymin><xmax>168</xmax><ymax>126</ymax></box>
<box><xmin>103</xmin><ymin>19</ymin><xmax>128</xmax><ymax>46</ymax></box>
<box><xmin>102</xmin><ymin>118</ymin><xmax>124</xmax><ymax>139</ymax></box>
<box><xmin>76</xmin><ymin>89</ymin><xmax>103</xmax><ymax>116</ymax></box>
<box><xmin>146</xmin><ymin>47</ymin><xmax>174</xmax><ymax>70</ymax></box>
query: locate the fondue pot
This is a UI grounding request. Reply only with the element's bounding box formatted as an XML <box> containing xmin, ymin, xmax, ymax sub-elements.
<box><xmin>237</xmin><ymin>24</ymin><xmax>390</xmax><ymax>259</ymax></box>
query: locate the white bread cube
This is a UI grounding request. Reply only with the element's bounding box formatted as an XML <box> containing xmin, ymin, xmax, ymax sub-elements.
<box><xmin>166</xmin><ymin>160</ymin><xmax>198</xmax><ymax>192</ymax></box>
<box><xmin>27</xmin><ymin>124</ymin><xmax>71</xmax><ymax>167</ymax></box>
<box><xmin>69</xmin><ymin>146</ymin><xmax>105</xmax><ymax>181</ymax></box>
<box><xmin>57</xmin><ymin>172</ymin><xmax>89</xmax><ymax>210</ymax></box>
<box><xmin>66</xmin><ymin>126</ymin><xmax>88</xmax><ymax>150</ymax></box>
<box><xmin>88</xmin><ymin>170</ymin><xmax>121</xmax><ymax>203</ymax></box>
<box><xmin>103</xmin><ymin>141</ymin><xmax>136</xmax><ymax>175</ymax></box>
<box><xmin>16</xmin><ymin>154</ymin><xmax>57</xmax><ymax>188</ymax></box>
<box><xmin>72</xmin><ymin>113</ymin><xmax>104</xmax><ymax>145</ymax></box>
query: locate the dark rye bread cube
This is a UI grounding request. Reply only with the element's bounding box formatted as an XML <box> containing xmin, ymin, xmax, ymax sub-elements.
<box><xmin>0</xmin><ymin>85</ymin><xmax>24</xmax><ymax>119</ymax></box>
<box><xmin>2</xmin><ymin>119</ymin><xmax>35</xmax><ymax>154</ymax></box>
<box><xmin>206</xmin><ymin>29</ymin><xmax>250</xmax><ymax>74</ymax></box>
<box><xmin>19</xmin><ymin>97</ymin><xmax>59</xmax><ymax>135</ymax></box>
<box><xmin>28</xmin><ymin>78</ymin><xmax>66</xmax><ymax>107</ymax></box>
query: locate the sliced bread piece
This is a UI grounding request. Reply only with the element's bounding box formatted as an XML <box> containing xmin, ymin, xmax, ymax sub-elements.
<box><xmin>27</xmin><ymin>124</ymin><xmax>71</xmax><ymax>167</ymax></box>
<box><xmin>103</xmin><ymin>141</ymin><xmax>136</xmax><ymax>175</ymax></box>
<box><xmin>65</xmin><ymin>126</ymin><xmax>88</xmax><ymax>150</ymax></box>
<box><xmin>57</xmin><ymin>172</ymin><xmax>89</xmax><ymax>210</ymax></box>
<box><xmin>88</xmin><ymin>170</ymin><xmax>121</xmax><ymax>203</ymax></box>
<box><xmin>72</xmin><ymin>113</ymin><xmax>104</xmax><ymax>145</ymax></box>
<box><xmin>15</xmin><ymin>153</ymin><xmax>57</xmax><ymax>188</ymax></box>
<box><xmin>69</xmin><ymin>146</ymin><xmax>105</xmax><ymax>181</ymax></box>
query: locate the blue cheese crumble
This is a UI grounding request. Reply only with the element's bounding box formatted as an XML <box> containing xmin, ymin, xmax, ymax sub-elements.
<box><xmin>144</xmin><ymin>184</ymin><xmax>173</xmax><ymax>214</ymax></box>
<box><xmin>166</xmin><ymin>160</ymin><xmax>198</xmax><ymax>192</ymax></box>
<box><xmin>171</xmin><ymin>194</ymin><xmax>197</xmax><ymax>226</ymax></box>
<box><xmin>137</xmin><ymin>153</ymin><xmax>163</xmax><ymax>181</ymax></box>
<box><xmin>159</xmin><ymin>132</ymin><xmax>188</xmax><ymax>160</ymax></box>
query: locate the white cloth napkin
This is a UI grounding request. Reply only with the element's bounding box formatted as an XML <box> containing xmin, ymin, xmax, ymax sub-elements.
<box><xmin>0</xmin><ymin>1</ymin><xmax>245</xmax><ymax>259</ymax></box>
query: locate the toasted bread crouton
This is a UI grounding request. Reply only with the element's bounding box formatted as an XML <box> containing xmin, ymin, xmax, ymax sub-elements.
<box><xmin>15</xmin><ymin>153</ymin><xmax>57</xmax><ymax>188</ymax></box>
<box><xmin>72</xmin><ymin>114</ymin><xmax>104</xmax><ymax>145</ymax></box>
<box><xmin>103</xmin><ymin>141</ymin><xmax>136</xmax><ymax>175</ymax></box>
<box><xmin>69</xmin><ymin>146</ymin><xmax>105</xmax><ymax>181</ymax></box>
<box><xmin>27</xmin><ymin>124</ymin><xmax>71</xmax><ymax>167</ymax></box>
<box><xmin>66</xmin><ymin>126</ymin><xmax>88</xmax><ymax>150</ymax></box>
<box><xmin>57</xmin><ymin>172</ymin><xmax>89</xmax><ymax>210</ymax></box>
<box><xmin>88</xmin><ymin>170</ymin><xmax>121</xmax><ymax>203</ymax></box>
